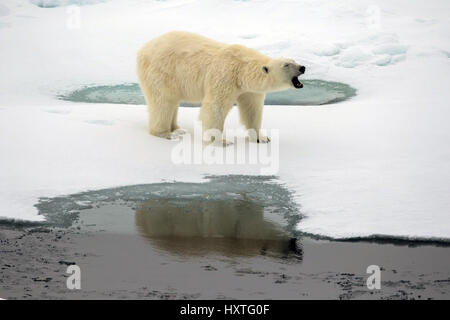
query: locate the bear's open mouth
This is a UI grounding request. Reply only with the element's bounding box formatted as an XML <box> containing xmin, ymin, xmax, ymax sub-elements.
<box><xmin>292</xmin><ymin>76</ymin><xmax>303</xmax><ymax>89</ymax></box>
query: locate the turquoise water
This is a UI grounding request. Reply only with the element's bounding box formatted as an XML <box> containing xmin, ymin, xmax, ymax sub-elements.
<box><xmin>59</xmin><ymin>80</ymin><xmax>356</xmax><ymax>106</ymax></box>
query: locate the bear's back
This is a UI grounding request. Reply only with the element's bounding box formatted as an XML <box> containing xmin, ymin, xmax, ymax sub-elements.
<box><xmin>139</xmin><ymin>31</ymin><xmax>224</xmax><ymax>61</ymax></box>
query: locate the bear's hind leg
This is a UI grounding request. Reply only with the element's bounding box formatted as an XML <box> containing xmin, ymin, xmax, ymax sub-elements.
<box><xmin>139</xmin><ymin>79</ymin><xmax>181</xmax><ymax>139</ymax></box>
<box><xmin>171</xmin><ymin>107</ymin><xmax>179</xmax><ymax>131</ymax></box>
<box><xmin>171</xmin><ymin>107</ymin><xmax>187</xmax><ymax>136</ymax></box>
<box><xmin>147</xmin><ymin>99</ymin><xmax>179</xmax><ymax>140</ymax></box>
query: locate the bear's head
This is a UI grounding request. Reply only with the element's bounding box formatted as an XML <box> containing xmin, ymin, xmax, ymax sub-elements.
<box><xmin>261</xmin><ymin>58</ymin><xmax>305</xmax><ymax>92</ymax></box>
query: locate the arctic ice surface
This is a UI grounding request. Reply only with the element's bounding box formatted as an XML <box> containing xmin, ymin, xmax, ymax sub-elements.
<box><xmin>59</xmin><ymin>80</ymin><xmax>356</xmax><ymax>106</ymax></box>
<box><xmin>1</xmin><ymin>0</ymin><xmax>450</xmax><ymax>241</ymax></box>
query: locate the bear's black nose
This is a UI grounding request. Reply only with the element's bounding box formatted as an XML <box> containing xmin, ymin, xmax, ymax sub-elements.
<box><xmin>299</xmin><ymin>66</ymin><xmax>305</xmax><ymax>73</ymax></box>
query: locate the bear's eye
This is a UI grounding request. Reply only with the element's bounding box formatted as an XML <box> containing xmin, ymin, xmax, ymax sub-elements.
<box><xmin>283</xmin><ymin>63</ymin><xmax>289</xmax><ymax>68</ymax></box>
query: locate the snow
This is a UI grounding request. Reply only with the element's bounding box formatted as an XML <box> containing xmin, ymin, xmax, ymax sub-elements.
<box><xmin>1</xmin><ymin>0</ymin><xmax>449</xmax><ymax>240</ymax></box>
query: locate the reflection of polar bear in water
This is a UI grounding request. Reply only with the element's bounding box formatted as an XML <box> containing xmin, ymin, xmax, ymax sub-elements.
<box><xmin>135</xmin><ymin>199</ymin><xmax>299</xmax><ymax>256</ymax></box>
<box><xmin>137</xmin><ymin>31</ymin><xmax>305</xmax><ymax>143</ymax></box>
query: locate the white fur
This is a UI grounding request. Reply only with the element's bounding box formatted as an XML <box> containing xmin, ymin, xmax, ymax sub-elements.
<box><xmin>137</xmin><ymin>31</ymin><xmax>302</xmax><ymax>142</ymax></box>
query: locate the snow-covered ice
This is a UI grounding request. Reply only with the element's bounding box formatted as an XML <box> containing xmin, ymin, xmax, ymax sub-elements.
<box><xmin>1</xmin><ymin>0</ymin><xmax>449</xmax><ymax>240</ymax></box>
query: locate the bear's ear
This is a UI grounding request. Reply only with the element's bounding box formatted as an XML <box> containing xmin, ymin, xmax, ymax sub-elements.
<box><xmin>262</xmin><ymin>66</ymin><xmax>269</xmax><ymax>74</ymax></box>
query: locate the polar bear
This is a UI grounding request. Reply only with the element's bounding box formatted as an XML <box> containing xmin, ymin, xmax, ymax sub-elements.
<box><xmin>137</xmin><ymin>31</ymin><xmax>305</xmax><ymax>143</ymax></box>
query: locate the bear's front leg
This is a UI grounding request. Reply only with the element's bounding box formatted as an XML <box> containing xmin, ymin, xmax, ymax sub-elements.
<box><xmin>237</xmin><ymin>92</ymin><xmax>270</xmax><ymax>143</ymax></box>
<box><xmin>199</xmin><ymin>97</ymin><xmax>234</xmax><ymax>146</ymax></box>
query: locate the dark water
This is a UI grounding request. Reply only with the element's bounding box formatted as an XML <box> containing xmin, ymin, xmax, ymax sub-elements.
<box><xmin>33</xmin><ymin>175</ymin><xmax>302</xmax><ymax>257</ymax></box>
<box><xmin>138</xmin><ymin>198</ymin><xmax>297</xmax><ymax>256</ymax></box>
<box><xmin>73</xmin><ymin>199</ymin><xmax>299</xmax><ymax>258</ymax></box>
<box><xmin>34</xmin><ymin>175</ymin><xmax>301</xmax><ymax>256</ymax></box>
<box><xmin>59</xmin><ymin>80</ymin><xmax>356</xmax><ymax>106</ymax></box>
